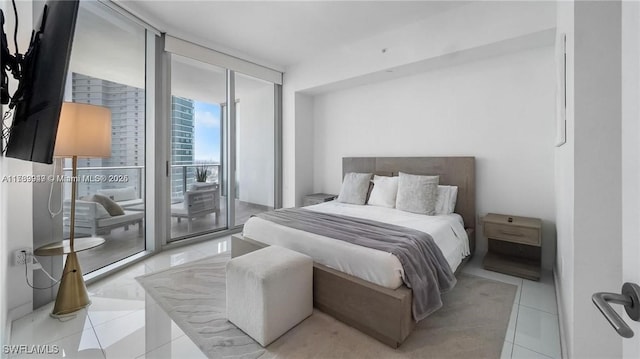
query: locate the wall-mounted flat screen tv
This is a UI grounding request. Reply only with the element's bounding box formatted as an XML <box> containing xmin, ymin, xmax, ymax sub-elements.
<box><xmin>3</xmin><ymin>0</ymin><xmax>79</xmax><ymax>164</ymax></box>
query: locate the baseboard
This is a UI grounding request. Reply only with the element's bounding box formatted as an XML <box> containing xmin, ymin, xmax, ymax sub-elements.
<box><xmin>553</xmin><ymin>268</ymin><xmax>568</xmax><ymax>359</ymax></box>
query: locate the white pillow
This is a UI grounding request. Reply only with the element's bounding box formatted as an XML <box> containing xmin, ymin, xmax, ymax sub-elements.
<box><xmin>435</xmin><ymin>186</ymin><xmax>451</xmax><ymax>214</ymax></box>
<box><xmin>448</xmin><ymin>186</ymin><xmax>458</xmax><ymax>213</ymax></box>
<box><xmin>395</xmin><ymin>172</ymin><xmax>439</xmax><ymax>215</ymax></box>
<box><xmin>367</xmin><ymin>175</ymin><xmax>399</xmax><ymax>208</ymax></box>
<box><xmin>75</xmin><ymin>200</ymin><xmax>110</xmax><ymax>218</ymax></box>
<box><xmin>435</xmin><ymin>185</ymin><xmax>459</xmax><ymax>214</ymax></box>
<box><xmin>337</xmin><ymin>172</ymin><xmax>372</xmax><ymax>205</ymax></box>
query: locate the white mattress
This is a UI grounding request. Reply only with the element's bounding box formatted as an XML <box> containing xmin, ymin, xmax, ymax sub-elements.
<box><xmin>242</xmin><ymin>201</ymin><xmax>470</xmax><ymax>290</ymax></box>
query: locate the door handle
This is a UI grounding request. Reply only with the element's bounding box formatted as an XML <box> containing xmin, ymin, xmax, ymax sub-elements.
<box><xmin>592</xmin><ymin>282</ymin><xmax>640</xmax><ymax>338</ymax></box>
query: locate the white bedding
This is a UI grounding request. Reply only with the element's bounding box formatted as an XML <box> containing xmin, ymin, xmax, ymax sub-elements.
<box><xmin>242</xmin><ymin>201</ymin><xmax>470</xmax><ymax>290</ymax></box>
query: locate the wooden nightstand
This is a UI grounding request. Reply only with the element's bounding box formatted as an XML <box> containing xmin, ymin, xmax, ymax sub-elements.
<box><xmin>303</xmin><ymin>193</ymin><xmax>337</xmax><ymax>206</ymax></box>
<box><xmin>483</xmin><ymin>213</ymin><xmax>542</xmax><ymax>281</ymax></box>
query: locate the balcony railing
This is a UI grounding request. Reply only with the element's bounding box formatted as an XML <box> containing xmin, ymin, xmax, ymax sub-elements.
<box><xmin>63</xmin><ymin>163</ymin><xmax>220</xmax><ymax>200</ymax></box>
<box><xmin>62</xmin><ymin>165</ymin><xmax>145</xmax><ymax>200</ymax></box>
<box><xmin>171</xmin><ymin>163</ymin><xmax>221</xmax><ymax>194</ymax></box>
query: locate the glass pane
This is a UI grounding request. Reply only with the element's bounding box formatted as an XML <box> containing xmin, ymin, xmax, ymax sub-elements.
<box><xmin>63</xmin><ymin>1</ymin><xmax>146</xmax><ymax>273</ymax></box>
<box><xmin>234</xmin><ymin>73</ymin><xmax>275</xmax><ymax>226</ymax></box>
<box><xmin>170</xmin><ymin>55</ymin><xmax>226</xmax><ymax>240</ymax></box>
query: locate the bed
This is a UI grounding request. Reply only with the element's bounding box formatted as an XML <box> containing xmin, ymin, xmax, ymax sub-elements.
<box><xmin>232</xmin><ymin>156</ymin><xmax>476</xmax><ymax>348</ymax></box>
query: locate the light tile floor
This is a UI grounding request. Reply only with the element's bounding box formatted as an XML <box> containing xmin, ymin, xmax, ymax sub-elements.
<box><xmin>10</xmin><ymin>238</ymin><xmax>562</xmax><ymax>358</ymax></box>
<box><xmin>462</xmin><ymin>256</ymin><xmax>562</xmax><ymax>359</ymax></box>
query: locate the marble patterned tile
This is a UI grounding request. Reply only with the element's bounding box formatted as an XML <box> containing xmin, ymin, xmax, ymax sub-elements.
<box><xmin>505</xmin><ymin>303</ymin><xmax>519</xmax><ymax>343</ymax></box>
<box><xmin>135</xmin><ymin>335</ymin><xmax>206</xmax><ymax>359</ymax></box>
<box><xmin>462</xmin><ymin>258</ymin><xmax>523</xmax><ymax>303</ymax></box>
<box><xmin>142</xmin><ymin>248</ymin><xmax>208</xmax><ymax>272</ymax></box>
<box><xmin>85</xmin><ymin>296</ymin><xmax>145</xmax><ymax>328</ymax></box>
<box><xmin>501</xmin><ymin>341</ymin><xmax>514</xmax><ymax>359</ymax></box>
<box><xmin>92</xmin><ymin>303</ymin><xmax>185</xmax><ymax>359</ymax></box>
<box><xmin>10</xmin><ymin>304</ymin><xmax>92</xmax><ymax>346</ymax></box>
<box><xmin>185</xmin><ymin>236</ymin><xmax>231</xmax><ymax>257</ymax></box>
<box><xmin>512</xmin><ymin>344</ymin><xmax>554</xmax><ymax>359</ymax></box>
<box><xmin>10</xmin><ymin>328</ymin><xmax>104</xmax><ymax>359</ymax></box>
<box><xmin>10</xmin><ymin>238</ymin><xmax>563</xmax><ymax>358</ymax></box>
<box><xmin>87</xmin><ymin>262</ymin><xmax>153</xmax><ymax>302</ymax></box>
<box><xmin>514</xmin><ymin>306</ymin><xmax>561</xmax><ymax>359</ymax></box>
<box><xmin>520</xmin><ymin>271</ymin><xmax>557</xmax><ymax>314</ymax></box>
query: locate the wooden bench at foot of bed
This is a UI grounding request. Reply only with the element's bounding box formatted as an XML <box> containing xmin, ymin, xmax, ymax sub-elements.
<box><xmin>231</xmin><ymin>234</ymin><xmax>414</xmax><ymax>348</ymax></box>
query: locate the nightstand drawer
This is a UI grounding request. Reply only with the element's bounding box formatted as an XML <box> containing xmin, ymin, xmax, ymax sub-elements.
<box><xmin>484</xmin><ymin>222</ymin><xmax>540</xmax><ymax>246</ymax></box>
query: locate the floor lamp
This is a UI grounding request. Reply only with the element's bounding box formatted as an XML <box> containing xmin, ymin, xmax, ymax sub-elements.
<box><xmin>34</xmin><ymin>102</ymin><xmax>112</xmax><ymax>317</ymax></box>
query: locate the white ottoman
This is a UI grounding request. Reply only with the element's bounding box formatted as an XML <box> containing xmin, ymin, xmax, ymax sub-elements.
<box><xmin>226</xmin><ymin>245</ymin><xmax>313</xmax><ymax>347</ymax></box>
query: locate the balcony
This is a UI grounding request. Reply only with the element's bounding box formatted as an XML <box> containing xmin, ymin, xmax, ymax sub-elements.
<box><xmin>63</xmin><ymin>163</ymin><xmax>272</xmax><ymax>274</ymax></box>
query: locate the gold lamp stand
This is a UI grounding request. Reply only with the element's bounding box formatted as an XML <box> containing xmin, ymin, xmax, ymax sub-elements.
<box><xmin>57</xmin><ymin>155</ymin><xmax>90</xmax><ymax>314</ymax></box>
<box><xmin>34</xmin><ymin>102</ymin><xmax>111</xmax><ymax>317</ymax></box>
<box><xmin>52</xmin><ymin>252</ymin><xmax>90</xmax><ymax>315</ymax></box>
<box><xmin>34</xmin><ymin>156</ymin><xmax>105</xmax><ymax>317</ymax></box>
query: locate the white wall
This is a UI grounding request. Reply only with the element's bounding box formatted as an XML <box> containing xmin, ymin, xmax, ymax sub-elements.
<box><xmin>312</xmin><ymin>46</ymin><xmax>557</xmax><ymax>268</ymax></box>
<box><xmin>0</xmin><ymin>158</ymin><xmax>35</xmax><ymax>349</ymax></box>
<box><xmin>281</xmin><ymin>90</ymin><xmax>314</xmax><ymax>207</ymax></box>
<box><xmin>0</xmin><ymin>157</ymin><xmax>6</xmax><ymax>350</ymax></box>
<box><xmin>237</xmin><ymin>85</ymin><xmax>275</xmax><ymax>207</ymax></box>
<box><xmin>554</xmin><ymin>1</ymin><xmax>575</xmax><ymax>356</ymax></box>
<box><xmin>621</xmin><ymin>1</ymin><xmax>640</xmax><ymax>357</ymax></box>
<box><xmin>294</xmin><ymin>93</ymin><xmax>314</xmax><ymax>207</ymax></box>
<box><xmin>573</xmin><ymin>2</ymin><xmax>623</xmax><ymax>356</ymax></box>
<box><xmin>1</xmin><ymin>0</ymin><xmax>35</xmax><ymax>346</ymax></box>
<box><xmin>555</xmin><ymin>1</ymin><xmax>627</xmax><ymax>357</ymax></box>
<box><xmin>4</xmin><ymin>158</ymin><xmax>34</xmax><ymax>302</ymax></box>
<box><xmin>286</xmin><ymin>1</ymin><xmax>557</xmax><ymax>93</ymax></box>
<box><xmin>0</xmin><ymin>159</ymin><xmax>33</xmax><ymax>349</ymax></box>
<box><xmin>282</xmin><ymin>1</ymin><xmax>557</xmax><ymax>208</ymax></box>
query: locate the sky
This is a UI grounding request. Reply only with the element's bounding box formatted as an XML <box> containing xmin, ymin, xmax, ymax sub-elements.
<box><xmin>193</xmin><ymin>101</ymin><xmax>221</xmax><ymax>163</ymax></box>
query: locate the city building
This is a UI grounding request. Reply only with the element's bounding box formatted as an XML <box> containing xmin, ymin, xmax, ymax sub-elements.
<box><xmin>71</xmin><ymin>73</ymin><xmax>145</xmax><ymax>198</ymax></box>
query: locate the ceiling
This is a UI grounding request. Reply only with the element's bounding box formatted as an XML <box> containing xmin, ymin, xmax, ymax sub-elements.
<box><xmin>117</xmin><ymin>1</ymin><xmax>467</xmax><ymax>70</ymax></box>
<box><xmin>67</xmin><ymin>1</ymin><xmax>281</xmax><ymax>104</ymax></box>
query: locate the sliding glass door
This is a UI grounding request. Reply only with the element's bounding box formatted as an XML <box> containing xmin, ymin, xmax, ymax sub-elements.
<box><xmin>64</xmin><ymin>0</ymin><xmax>147</xmax><ymax>273</ymax></box>
<box><xmin>166</xmin><ymin>51</ymin><xmax>280</xmax><ymax>241</ymax></box>
<box><xmin>169</xmin><ymin>55</ymin><xmax>226</xmax><ymax>241</ymax></box>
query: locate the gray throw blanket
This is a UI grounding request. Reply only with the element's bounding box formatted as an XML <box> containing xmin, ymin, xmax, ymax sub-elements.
<box><xmin>255</xmin><ymin>208</ymin><xmax>457</xmax><ymax>321</ymax></box>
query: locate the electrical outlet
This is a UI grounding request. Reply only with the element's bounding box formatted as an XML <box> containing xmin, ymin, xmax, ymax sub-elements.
<box><xmin>14</xmin><ymin>247</ymin><xmax>33</xmax><ymax>266</ymax></box>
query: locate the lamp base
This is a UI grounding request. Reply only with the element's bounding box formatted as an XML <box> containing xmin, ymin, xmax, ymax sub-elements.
<box><xmin>34</xmin><ymin>237</ymin><xmax>105</xmax><ymax>317</ymax></box>
<box><xmin>51</xmin><ymin>251</ymin><xmax>91</xmax><ymax>316</ymax></box>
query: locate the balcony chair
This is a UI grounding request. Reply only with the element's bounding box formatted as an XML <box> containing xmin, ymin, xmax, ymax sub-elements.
<box><xmin>63</xmin><ymin>199</ymin><xmax>144</xmax><ymax>237</ymax></box>
<box><xmin>171</xmin><ymin>184</ymin><xmax>220</xmax><ymax>231</ymax></box>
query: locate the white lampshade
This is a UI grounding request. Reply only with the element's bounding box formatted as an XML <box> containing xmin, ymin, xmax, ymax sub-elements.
<box><xmin>54</xmin><ymin>102</ymin><xmax>112</xmax><ymax>158</ymax></box>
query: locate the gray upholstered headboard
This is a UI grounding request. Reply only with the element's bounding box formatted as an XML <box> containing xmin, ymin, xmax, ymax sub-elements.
<box><xmin>343</xmin><ymin>157</ymin><xmax>476</xmax><ymax>248</ymax></box>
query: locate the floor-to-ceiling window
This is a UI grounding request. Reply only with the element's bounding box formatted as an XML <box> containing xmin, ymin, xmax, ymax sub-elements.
<box><xmin>165</xmin><ymin>37</ymin><xmax>281</xmax><ymax>241</ymax></box>
<box><xmin>61</xmin><ymin>1</ymin><xmax>147</xmax><ymax>273</ymax></box>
